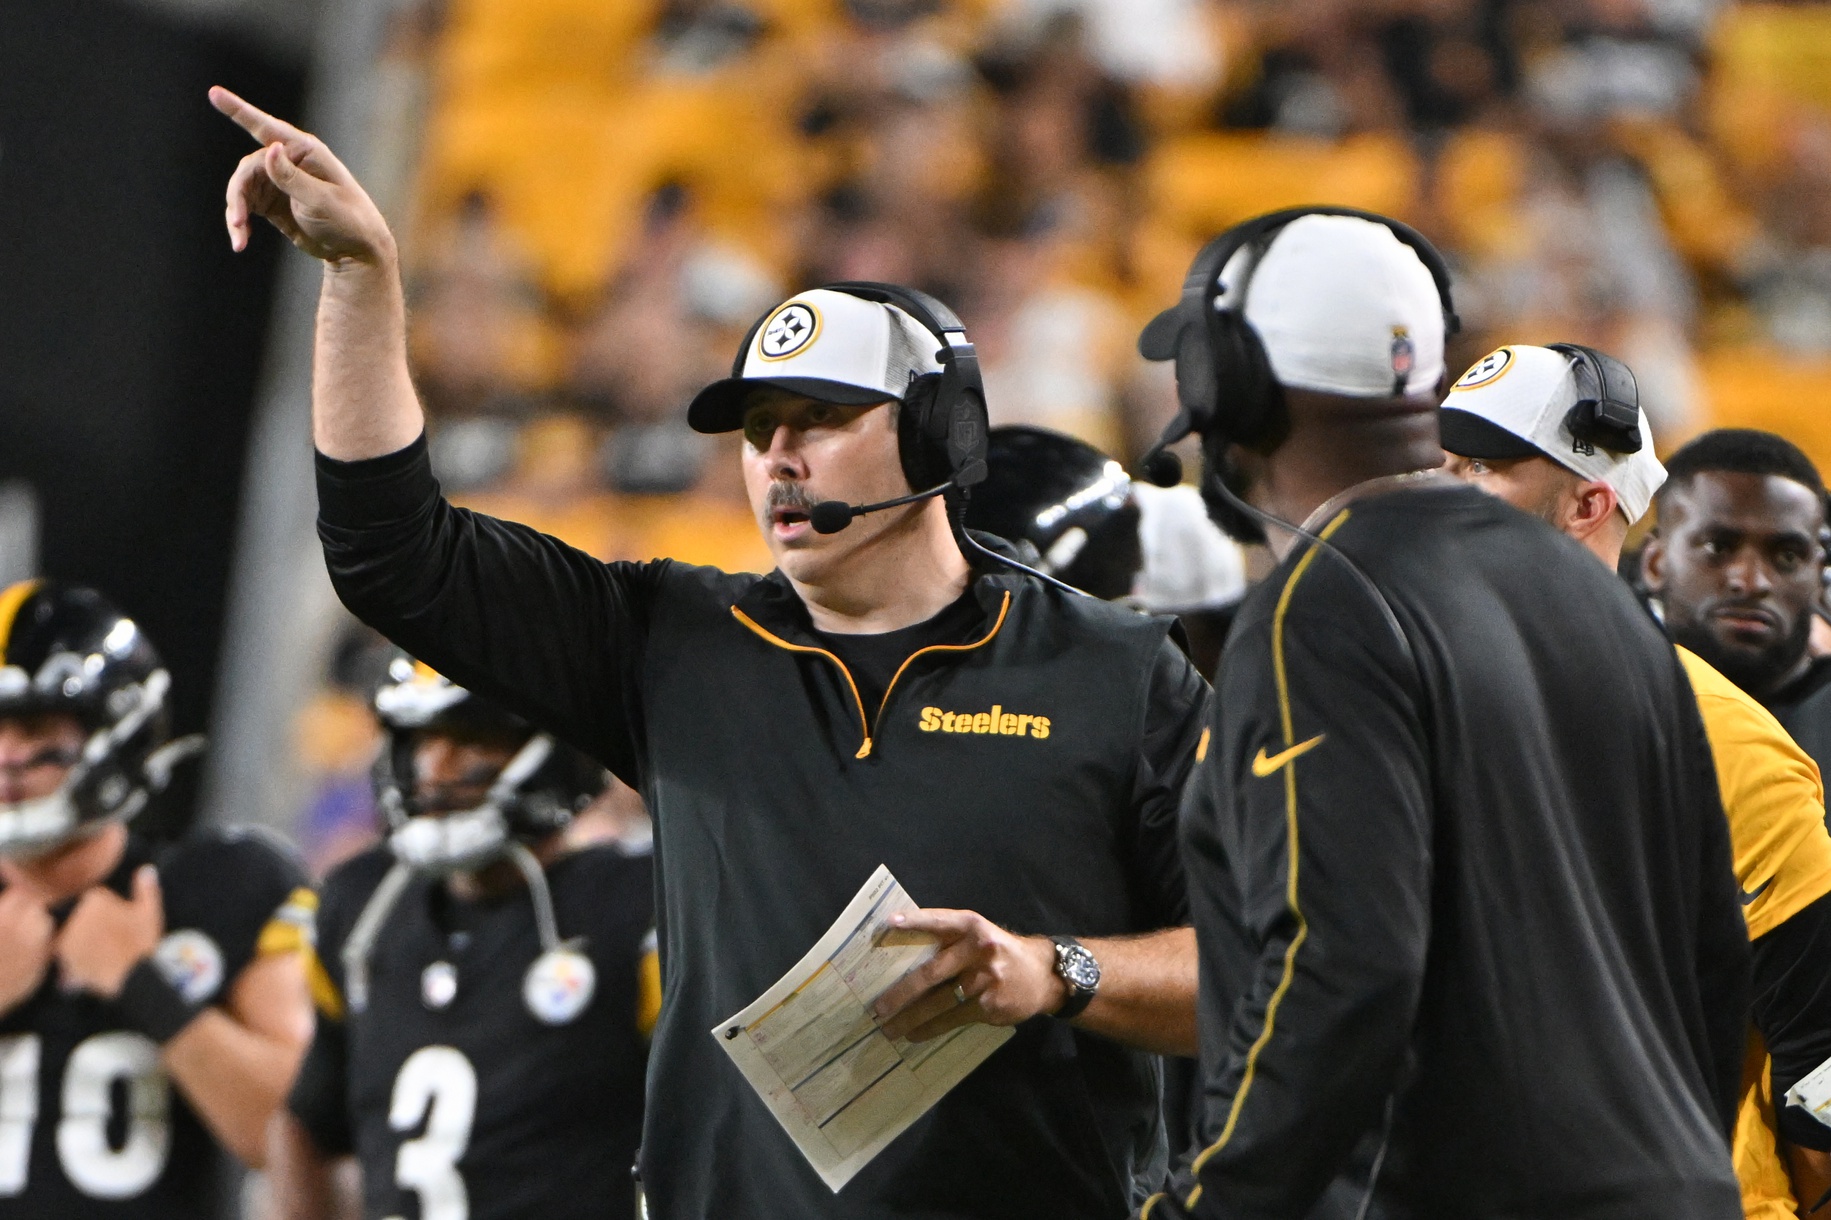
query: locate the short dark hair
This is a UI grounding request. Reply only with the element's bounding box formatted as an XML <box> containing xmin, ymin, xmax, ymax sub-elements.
<box><xmin>1658</xmin><ymin>428</ymin><xmax>1827</xmax><ymax>507</ymax></box>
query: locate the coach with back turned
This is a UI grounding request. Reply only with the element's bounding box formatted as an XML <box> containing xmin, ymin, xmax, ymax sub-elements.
<box><xmin>209</xmin><ymin>88</ymin><xmax>1208</xmax><ymax>1220</ymax></box>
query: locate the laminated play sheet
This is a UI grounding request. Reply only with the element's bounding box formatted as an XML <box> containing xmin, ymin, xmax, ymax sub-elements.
<box><xmin>711</xmin><ymin>865</ymin><xmax>1012</xmax><ymax>1190</ymax></box>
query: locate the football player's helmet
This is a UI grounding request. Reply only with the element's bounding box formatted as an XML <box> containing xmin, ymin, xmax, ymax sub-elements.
<box><xmin>344</xmin><ymin>656</ymin><xmax>610</xmax><ymax>1013</ymax></box>
<box><xmin>964</xmin><ymin>426</ymin><xmax>1143</xmax><ymax>601</ymax></box>
<box><xmin>0</xmin><ymin>581</ymin><xmax>199</xmax><ymax>857</ymax></box>
<box><xmin>371</xmin><ymin>655</ymin><xmax>606</xmax><ymax>873</ymax></box>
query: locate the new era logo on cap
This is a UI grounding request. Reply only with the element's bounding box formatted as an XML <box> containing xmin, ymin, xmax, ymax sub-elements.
<box><xmin>688</xmin><ymin>288</ymin><xmax>943</xmax><ymax>434</ymax></box>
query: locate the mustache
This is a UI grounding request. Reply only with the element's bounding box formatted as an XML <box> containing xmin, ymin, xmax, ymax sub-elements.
<box><xmin>765</xmin><ymin>482</ymin><xmax>816</xmax><ymax>516</ymax></box>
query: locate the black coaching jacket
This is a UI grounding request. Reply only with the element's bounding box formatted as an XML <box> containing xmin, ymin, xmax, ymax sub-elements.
<box><xmin>1150</xmin><ymin>481</ymin><xmax>1749</xmax><ymax>1220</ymax></box>
<box><xmin>316</xmin><ymin>436</ymin><xmax>1210</xmax><ymax>1220</ymax></box>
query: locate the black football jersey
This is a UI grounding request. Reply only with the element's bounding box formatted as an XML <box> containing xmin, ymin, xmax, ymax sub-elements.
<box><xmin>290</xmin><ymin>843</ymin><xmax>654</xmax><ymax>1220</ymax></box>
<box><xmin>0</xmin><ymin>828</ymin><xmax>310</xmax><ymax>1219</ymax></box>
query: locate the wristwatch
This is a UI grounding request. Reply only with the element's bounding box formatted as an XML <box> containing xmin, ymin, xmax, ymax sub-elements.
<box><xmin>1049</xmin><ymin>936</ymin><xmax>1101</xmax><ymax>1021</ymax></box>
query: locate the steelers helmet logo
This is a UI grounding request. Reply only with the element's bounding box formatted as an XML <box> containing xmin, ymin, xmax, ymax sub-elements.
<box><xmin>154</xmin><ymin>929</ymin><xmax>225</xmax><ymax>1004</ymax></box>
<box><xmin>524</xmin><ymin>946</ymin><xmax>597</xmax><ymax>1025</ymax></box>
<box><xmin>758</xmin><ymin>302</ymin><xmax>820</xmax><ymax>362</ymax></box>
<box><xmin>1453</xmin><ymin>347</ymin><xmax>1514</xmax><ymax>391</ymax></box>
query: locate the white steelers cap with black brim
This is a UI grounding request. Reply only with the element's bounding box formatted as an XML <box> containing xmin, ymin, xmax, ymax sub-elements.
<box><xmin>687</xmin><ymin>288</ymin><xmax>945</xmax><ymax>434</ymax></box>
<box><xmin>1440</xmin><ymin>344</ymin><xmax>1667</xmax><ymax>524</ymax></box>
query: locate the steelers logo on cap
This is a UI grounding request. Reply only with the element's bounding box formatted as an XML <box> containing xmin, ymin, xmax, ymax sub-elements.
<box><xmin>758</xmin><ymin>302</ymin><xmax>820</xmax><ymax>362</ymax></box>
<box><xmin>1452</xmin><ymin>347</ymin><xmax>1515</xmax><ymax>391</ymax></box>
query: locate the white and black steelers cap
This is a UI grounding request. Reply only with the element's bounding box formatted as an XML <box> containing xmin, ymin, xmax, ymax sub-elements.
<box><xmin>687</xmin><ymin>288</ymin><xmax>944</xmax><ymax>434</ymax></box>
<box><xmin>1440</xmin><ymin>344</ymin><xmax>1667</xmax><ymax>524</ymax></box>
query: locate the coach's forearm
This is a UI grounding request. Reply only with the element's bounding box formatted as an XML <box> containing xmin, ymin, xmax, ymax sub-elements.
<box><xmin>313</xmin><ymin>246</ymin><xmax>423</xmax><ymax>461</ymax></box>
<box><xmin>1070</xmin><ymin>927</ymin><xmax>1197</xmax><ymax>1057</ymax></box>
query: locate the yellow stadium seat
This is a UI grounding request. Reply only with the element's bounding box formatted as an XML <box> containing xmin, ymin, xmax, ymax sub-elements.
<box><xmin>1713</xmin><ymin>4</ymin><xmax>1831</xmax><ymax>115</ymax></box>
<box><xmin>1698</xmin><ymin>347</ymin><xmax>1831</xmax><ymax>476</ymax></box>
<box><xmin>436</xmin><ymin>0</ymin><xmax>663</xmax><ymax>96</ymax></box>
<box><xmin>1144</xmin><ymin>132</ymin><xmax>1421</xmax><ymax>240</ymax></box>
<box><xmin>1432</xmin><ymin>126</ymin><xmax>1530</xmax><ymax>260</ymax></box>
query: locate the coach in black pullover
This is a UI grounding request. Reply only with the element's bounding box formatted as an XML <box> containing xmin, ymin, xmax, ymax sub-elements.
<box><xmin>1136</xmin><ymin>214</ymin><xmax>1749</xmax><ymax>1219</ymax></box>
<box><xmin>212</xmin><ymin>90</ymin><xmax>1208</xmax><ymax>1219</ymax></box>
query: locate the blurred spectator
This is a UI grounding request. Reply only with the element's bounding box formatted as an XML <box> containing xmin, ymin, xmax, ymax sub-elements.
<box><xmin>292</xmin><ymin>624</ymin><xmax>393</xmax><ymax>875</ymax></box>
<box><xmin>408</xmin><ymin>191</ymin><xmax>556</xmax><ymax>416</ymax></box>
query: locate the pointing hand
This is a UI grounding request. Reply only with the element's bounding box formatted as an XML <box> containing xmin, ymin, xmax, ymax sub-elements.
<box><xmin>209</xmin><ymin>86</ymin><xmax>394</xmax><ymax>265</ymax></box>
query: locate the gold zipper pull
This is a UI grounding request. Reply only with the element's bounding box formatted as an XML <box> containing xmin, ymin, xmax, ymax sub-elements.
<box><xmin>856</xmin><ymin>738</ymin><xmax>873</xmax><ymax>759</ymax></box>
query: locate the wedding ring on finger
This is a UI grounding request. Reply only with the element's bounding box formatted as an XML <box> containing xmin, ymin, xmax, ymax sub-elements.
<box><xmin>953</xmin><ymin>982</ymin><xmax>968</xmax><ymax>1006</ymax></box>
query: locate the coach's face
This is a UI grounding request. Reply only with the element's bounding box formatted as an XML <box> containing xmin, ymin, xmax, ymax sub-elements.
<box><xmin>1644</xmin><ymin>471</ymin><xmax>1826</xmax><ymax>696</ymax></box>
<box><xmin>1443</xmin><ymin>452</ymin><xmax>1578</xmax><ymax>525</ymax></box>
<box><xmin>742</xmin><ymin>391</ymin><xmax>919</xmax><ymax>581</ymax></box>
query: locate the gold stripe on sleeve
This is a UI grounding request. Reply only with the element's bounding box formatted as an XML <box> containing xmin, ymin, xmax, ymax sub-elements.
<box><xmin>1185</xmin><ymin>510</ymin><xmax>1351</xmax><ymax>1209</ymax></box>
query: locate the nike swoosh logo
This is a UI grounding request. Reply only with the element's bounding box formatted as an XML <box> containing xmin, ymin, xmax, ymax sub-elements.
<box><xmin>1741</xmin><ymin>876</ymin><xmax>1775</xmax><ymax>907</ymax></box>
<box><xmin>1251</xmin><ymin>735</ymin><xmax>1326</xmax><ymax>778</ymax></box>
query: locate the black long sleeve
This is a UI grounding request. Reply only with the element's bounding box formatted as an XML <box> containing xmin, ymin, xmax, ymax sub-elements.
<box><xmin>1160</xmin><ymin>566</ymin><xmax>1431</xmax><ymax>1220</ymax></box>
<box><xmin>316</xmin><ymin>436</ymin><xmax>660</xmax><ymax>783</ymax></box>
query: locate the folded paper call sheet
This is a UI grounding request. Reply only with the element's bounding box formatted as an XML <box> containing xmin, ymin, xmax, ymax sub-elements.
<box><xmin>711</xmin><ymin>865</ymin><xmax>1013</xmax><ymax>1191</ymax></box>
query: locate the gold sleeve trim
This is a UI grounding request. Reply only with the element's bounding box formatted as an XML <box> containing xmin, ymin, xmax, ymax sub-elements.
<box><xmin>303</xmin><ymin>944</ymin><xmax>344</xmax><ymax>1021</ymax></box>
<box><xmin>256</xmin><ymin>887</ymin><xmax>319</xmax><ymax>957</ymax></box>
<box><xmin>1184</xmin><ymin>510</ymin><xmax>1351</xmax><ymax>1209</ymax></box>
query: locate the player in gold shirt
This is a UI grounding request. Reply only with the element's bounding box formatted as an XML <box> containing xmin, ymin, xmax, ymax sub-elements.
<box><xmin>1440</xmin><ymin>343</ymin><xmax>1831</xmax><ymax>1217</ymax></box>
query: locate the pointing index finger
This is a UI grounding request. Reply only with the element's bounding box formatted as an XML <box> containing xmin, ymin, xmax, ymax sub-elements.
<box><xmin>209</xmin><ymin>86</ymin><xmax>303</xmax><ymax>148</ymax></box>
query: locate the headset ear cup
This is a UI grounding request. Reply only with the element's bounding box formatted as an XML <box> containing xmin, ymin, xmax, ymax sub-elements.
<box><xmin>898</xmin><ymin>373</ymin><xmax>948</xmax><ymax>491</ymax></box>
<box><xmin>1213</xmin><ymin>312</ymin><xmax>1286</xmax><ymax>451</ymax></box>
<box><xmin>1173</xmin><ymin>322</ymin><xmax>1218</xmax><ymax>432</ymax></box>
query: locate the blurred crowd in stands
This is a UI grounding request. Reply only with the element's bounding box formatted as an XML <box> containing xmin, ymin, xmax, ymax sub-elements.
<box><xmin>292</xmin><ymin>0</ymin><xmax>1831</xmax><ymax>871</ymax></box>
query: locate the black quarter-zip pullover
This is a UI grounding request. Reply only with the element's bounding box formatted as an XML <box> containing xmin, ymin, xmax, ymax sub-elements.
<box><xmin>315</xmin><ymin>436</ymin><xmax>1210</xmax><ymax>1220</ymax></box>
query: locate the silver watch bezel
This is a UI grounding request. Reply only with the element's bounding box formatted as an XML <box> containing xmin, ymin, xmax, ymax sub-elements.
<box><xmin>1054</xmin><ymin>939</ymin><xmax>1101</xmax><ymax>994</ymax></box>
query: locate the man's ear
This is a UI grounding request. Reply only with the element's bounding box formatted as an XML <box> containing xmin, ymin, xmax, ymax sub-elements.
<box><xmin>1567</xmin><ymin>480</ymin><xmax>1618</xmax><ymax>543</ymax></box>
<box><xmin>1642</xmin><ymin>528</ymin><xmax>1667</xmax><ymax>593</ymax></box>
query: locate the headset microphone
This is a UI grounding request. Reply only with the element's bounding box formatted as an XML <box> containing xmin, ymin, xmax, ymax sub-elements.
<box><xmin>1139</xmin><ymin>445</ymin><xmax>1184</xmax><ymax>489</ymax></box>
<box><xmin>809</xmin><ymin>483</ymin><xmax>954</xmax><ymax>534</ymax></box>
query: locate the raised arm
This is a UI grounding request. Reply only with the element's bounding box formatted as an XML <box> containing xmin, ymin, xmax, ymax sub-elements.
<box><xmin>212</xmin><ymin>90</ymin><xmax>657</xmax><ymax>774</ymax></box>
<box><xmin>209</xmin><ymin>86</ymin><xmax>418</xmax><ymax>460</ymax></box>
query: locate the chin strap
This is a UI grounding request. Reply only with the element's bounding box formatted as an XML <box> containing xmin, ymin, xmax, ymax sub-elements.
<box><xmin>338</xmin><ymin>839</ymin><xmax>570</xmax><ymax>1015</ymax></box>
<box><xmin>505</xmin><ymin>839</ymin><xmax>563</xmax><ymax>955</ymax></box>
<box><xmin>340</xmin><ymin>861</ymin><xmax>415</xmax><ymax>1015</ymax></box>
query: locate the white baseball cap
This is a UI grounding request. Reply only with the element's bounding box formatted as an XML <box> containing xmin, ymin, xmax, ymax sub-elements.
<box><xmin>1439</xmin><ymin>344</ymin><xmax>1667</xmax><ymax>524</ymax></box>
<box><xmin>1239</xmin><ymin>214</ymin><xmax>1447</xmax><ymax>398</ymax></box>
<box><xmin>688</xmin><ymin>288</ymin><xmax>944</xmax><ymax>433</ymax></box>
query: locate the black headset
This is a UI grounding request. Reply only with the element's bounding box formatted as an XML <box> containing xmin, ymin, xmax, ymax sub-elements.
<box><xmin>1549</xmin><ymin>342</ymin><xmax>1643</xmax><ymax>456</ymax></box>
<box><xmin>1137</xmin><ymin>205</ymin><xmax>1460</xmax><ymax>463</ymax></box>
<box><xmin>730</xmin><ymin>281</ymin><xmax>990</xmax><ymax>496</ymax></box>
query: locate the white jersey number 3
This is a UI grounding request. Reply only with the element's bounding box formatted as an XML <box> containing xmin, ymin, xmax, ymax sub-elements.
<box><xmin>385</xmin><ymin>1045</ymin><xmax>477</xmax><ymax>1220</ymax></box>
<box><xmin>0</xmin><ymin>1031</ymin><xmax>172</xmax><ymax>1199</ymax></box>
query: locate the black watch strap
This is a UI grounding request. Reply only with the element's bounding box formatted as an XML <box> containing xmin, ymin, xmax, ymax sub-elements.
<box><xmin>1050</xmin><ymin>935</ymin><xmax>1099</xmax><ymax>1021</ymax></box>
<box><xmin>116</xmin><ymin>958</ymin><xmax>205</xmax><ymax>1045</ymax></box>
